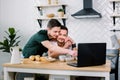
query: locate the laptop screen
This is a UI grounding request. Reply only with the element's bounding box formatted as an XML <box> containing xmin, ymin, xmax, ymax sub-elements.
<box><xmin>77</xmin><ymin>43</ymin><xmax>106</xmax><ymax>67</ymax></box>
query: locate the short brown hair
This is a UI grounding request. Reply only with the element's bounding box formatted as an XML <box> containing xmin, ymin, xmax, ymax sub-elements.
<box><xmin>47</xmin><ymin>19</ymin><xmax>61</xmax><ymax>29</ymax></box>
<box><xmin>61</xmin><ymin>25</ymin><xmax>68</xmax><ymax>35</ymax></box>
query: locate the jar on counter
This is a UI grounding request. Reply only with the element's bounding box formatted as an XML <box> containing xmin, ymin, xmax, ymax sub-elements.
<box><xmin>47</xmin><ymin>0</ymin><xmax>51</xmax><ymax>4</ymax></box>
<box><xmin>55</xmin><ymin>0</ymin><xmax>58</xmax><ymax>4</ymax></box>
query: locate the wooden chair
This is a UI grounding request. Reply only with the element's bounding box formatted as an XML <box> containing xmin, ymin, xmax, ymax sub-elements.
<box><xmin>107</xmin><ymin>34</ymin><xmax>120</xmax><ymax>80</ymax></box>
<box><xmin>110</xmin><ymin>35</ymin><xmax>120</xmax><ymax>49</ymax></box>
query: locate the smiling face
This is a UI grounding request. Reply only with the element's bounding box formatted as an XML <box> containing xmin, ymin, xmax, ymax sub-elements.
<box><xmin>57</xmin><ymin>29</ymin><xmax>68</xmax><ymax>43</ymax></box>
<box><xmin>48</xmin><ymin>26</ymin><xmax>61</xmax><ymax>40</ymax></box>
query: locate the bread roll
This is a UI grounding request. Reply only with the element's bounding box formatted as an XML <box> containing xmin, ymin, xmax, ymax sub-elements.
<box><xmin>29</xmin><ymin>55</ymin><xmax>35</xmax><ymax>61</ymax></box>
<box><xmin>46</xmin><ymin>13</ymin><xmax>55</xmax><ymax>18</ymax></box>
<box><xmin>35</xmin><ymin>55</ymin><xmax>41</xmax><ymax>61</ymax></box>
<box><xmin>40</xmin><ymin>57</ymin><xmax>47</xmax><ymax>62</ymax></box>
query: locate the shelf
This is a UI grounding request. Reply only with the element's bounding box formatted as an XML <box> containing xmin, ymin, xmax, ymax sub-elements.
<box><xmin>110</xmin><ymin>13</ymin><xmax>120</xmax><ymax>18</ymax></box>
<box><xmin>36</xmin><ymin>3</ymin><xmax>67</xmax><ymax>28</ymax></box>
<box><xmin>110</xmin><ymin>0</ymin><xmax>120</xmax><ymax>2</ymax></box>
<box><xmin>110</xmin><ymin>0</ymin><xmax>120</xmax><ymax>25</ymax></box>
<box><xmin>36</xmin><ymin>4</ymin><xmax>67</xmax><ymax>7</ymax></box>
<box><xmin>110</xmin><ymin>13</ymin><xmax>120</xmax><ymax>25</ymax></box>
<box><xmin>37</xmin><ymin>16</ymin><xmax>67</xmax><ymax>28</ymax></box>
<box><xmin>38</xmin><ymin>16</ymin><xmax>67</xmax><ymax>20</ymax></box>
<box><xmin>37</xmin><ymin>4</ymin><xmax>67</xmax><ymax>14</ymax></box>
<box><xmin>110</xmin><ymin>0</ymin><xmax>120</xmax><ymax>10</ymax></box>
<box><xmin>110</xmin><ymin>29</ymin><xmax>120</xmax><ymax>32</ymax></box>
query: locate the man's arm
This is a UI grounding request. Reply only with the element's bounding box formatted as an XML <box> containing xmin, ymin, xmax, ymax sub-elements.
<box><xmin>48</xmin><ymin>50</ymin><xmax>60</xmax><ymax>58</ymax></box>
<box><xmin>63</xmin><ymin>40</ymin><xmax>73</xmax><ymax>49</ymax></box>
<box><xmin>48</xmin><ymin>41</ymin><xmax>72</xmax><ymax>58</ymax></box>
<box><xmin>41</xmin><ymin>40</ymin><xmax>77</xmax><ymax>56</ymax></box>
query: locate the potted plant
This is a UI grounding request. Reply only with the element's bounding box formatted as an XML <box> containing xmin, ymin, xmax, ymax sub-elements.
<box><xmin>0</xmin><ymin>27</ymin><xmax>21</xmax><ymax>54</ymax></box>
<box><xmin>0</xmin><ymin>27</ymin><xmax>21</xmax><ymax>79</ymax></box>
<box><xmin>57</xmin><ymin>8</ymin><xmax>64</xmax><ymax>17</ymax></box>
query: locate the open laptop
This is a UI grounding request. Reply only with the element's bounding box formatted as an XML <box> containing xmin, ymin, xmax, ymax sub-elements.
<box><xmin>67</xmin><ymin>43</ymin><xmax>106</xmax><ymax>67</ymax></box>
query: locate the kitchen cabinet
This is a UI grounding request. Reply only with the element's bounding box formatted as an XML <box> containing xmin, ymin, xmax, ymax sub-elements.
<box><xmin>36</xmin><ymin>4</ymin><xmax>67</xmax><ymax>28</ymax></box>
<box><xmin>110</xmin><ymin>0</ymin><xmax>120</xmax><ymax>25</ymax></box>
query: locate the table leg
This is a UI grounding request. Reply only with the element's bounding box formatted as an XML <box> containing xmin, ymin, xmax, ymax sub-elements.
<box><xmin>104</xmin><ymin>73</ymin><xmax>110</xmax><ymax>80</ymax></box>
<box><xmin>4</xmin><ymin>68</ymin><xmax>14</xmax><ymax>80</ymax></box>
<box><xmin>105</xmin><ymin>76</ymin><xmax>110</xmax><ymax>80</ymax></box>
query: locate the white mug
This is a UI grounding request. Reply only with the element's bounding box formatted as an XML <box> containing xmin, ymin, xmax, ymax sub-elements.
<box><xmin>59</xmin><ymin>55</ymin><xmax>66</xmax><ymax>62</ymax></box>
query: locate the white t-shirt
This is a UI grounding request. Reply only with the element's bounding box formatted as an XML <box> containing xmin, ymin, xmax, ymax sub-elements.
<box><xmin>50</xmin><ymin>41</ymin><xmax>72</xmax><ymax>49</ymax></box>
<box><xmin>49</xmin><ymin>41</ymin><xmax>72</xmax><ymax>59</ymax></box>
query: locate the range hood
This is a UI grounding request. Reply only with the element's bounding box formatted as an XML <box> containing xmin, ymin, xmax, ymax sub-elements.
<box><xmin>71</xmin><ymin>0</ymin><xmax>102</xmax><ymax>18</ymax></box>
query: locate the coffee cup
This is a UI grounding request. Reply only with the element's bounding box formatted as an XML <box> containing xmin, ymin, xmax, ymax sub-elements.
<box><xmin>59</xmin><ymin>55</ymin><xmax>66</xmax><ymax>62</ymax></box>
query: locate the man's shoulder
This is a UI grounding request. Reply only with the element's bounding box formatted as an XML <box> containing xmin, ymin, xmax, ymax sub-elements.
<box><xmin>32</xmin><ymin>30</ymin><xmax>49</xmax><ymax>40</ymax></box>
<box><xmin>32</xmin><ymin>30</ymin><xmax>47</xmax><ymax>38</ymax></box>
<box><xmin>38</xmin><ymin>30</ymin><xmax>47</xmax><ymax>34</ymax></box>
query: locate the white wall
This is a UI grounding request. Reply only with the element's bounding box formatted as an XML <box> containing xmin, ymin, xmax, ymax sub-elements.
<box><xmin>0</xmin><ymin>0</ymin><xmax>120</xmax><ymax>49</ymax></box>
<box><xmin>0</xmin><ymin>0</ymin><xmax>40</xmax><ymax>48</ymax></box>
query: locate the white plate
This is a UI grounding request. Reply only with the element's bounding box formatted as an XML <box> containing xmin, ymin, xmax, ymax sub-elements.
<box><xmin>45</xmin><ymin>56</ymin><xmax>56</xmax><ymax>62</ymax></box>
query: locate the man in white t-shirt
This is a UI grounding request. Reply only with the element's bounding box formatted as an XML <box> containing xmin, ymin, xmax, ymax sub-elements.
<box><xmin>48</xmin><ymin>25</ymin><xmax>77</xmax><ymax>58</ymax></box>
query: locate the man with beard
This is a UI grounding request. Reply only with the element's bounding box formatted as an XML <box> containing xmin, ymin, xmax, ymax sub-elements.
<box><xmin>22</xmin><ymin>19</ymin><xmax>77</xmax><ymax>58</ymax></box>
<box><xmin>48</xmin><ymin>25</ymin><xmax>77</xmax><ymax>58</ymax></box>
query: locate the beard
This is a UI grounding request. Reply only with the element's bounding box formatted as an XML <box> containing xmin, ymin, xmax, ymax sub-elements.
<box><xmin>57</xmin><ymin>40</ymin><xmax>65</xmax><ymax>47</ymax></box>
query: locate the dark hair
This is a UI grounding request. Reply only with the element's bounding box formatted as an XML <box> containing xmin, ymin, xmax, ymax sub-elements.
<box><xmin>47</xmin><ymin>19</ymin><xmax>61</xmax><ymax>29</ymax></box>
<box><xmin>61</xmin><ymin>25</ymin><xmax>68</xmax><ymax>34</ymax></box>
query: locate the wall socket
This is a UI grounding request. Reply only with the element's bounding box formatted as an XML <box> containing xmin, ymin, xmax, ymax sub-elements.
<box><xmin>24</xmin><ymin>77</ymin><xmax>34</xmax><ymax>80</ymax></box>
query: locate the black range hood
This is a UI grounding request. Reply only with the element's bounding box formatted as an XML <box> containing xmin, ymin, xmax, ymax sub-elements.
<box><xmin>72</xmin><ymin>0</ymin><xmax>102</xmax><ymax>18</ymax></box>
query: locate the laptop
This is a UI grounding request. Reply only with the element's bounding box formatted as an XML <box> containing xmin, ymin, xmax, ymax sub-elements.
<box><xmin>67</xmin><ymin>43</ymin><xmax>106</xmax><ymax>67</ymax></box>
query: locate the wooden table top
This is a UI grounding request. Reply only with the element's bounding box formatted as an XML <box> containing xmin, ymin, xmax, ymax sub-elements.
<box><xmin>3</xmin><ymin>58</ymin><xmax>111</xmax><ymax>72</ymax></box>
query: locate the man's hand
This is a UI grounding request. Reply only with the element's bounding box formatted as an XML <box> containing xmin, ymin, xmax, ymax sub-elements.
<box><xmin>64</xmin><ymin>36</ymin><xmax>75</xmax><ymax>49</ymax></box>
<box><xmin>65</xmin><ymin>36</ymin><xmax>75</xmax><ymax>44</ymax></box>
<box><xmin>68</xmin><ymin>50</ymin><xmax>77</xmax><ymax>57</ymax></box>
<box><xmin>63</xmin><ymin>40</ymin><xmax>72</xmax><ymax>49</ymax></box>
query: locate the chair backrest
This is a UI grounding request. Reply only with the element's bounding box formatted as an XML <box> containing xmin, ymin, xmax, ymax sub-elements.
<box><xmin>110</xmin><ymin>35</ymin><xmax>120</xmax><ymax>49</ymax></box>
<box><xmin>106</xmin><ymin>49</ymin><xmax>119</xmax><ymax>71</ymax></box>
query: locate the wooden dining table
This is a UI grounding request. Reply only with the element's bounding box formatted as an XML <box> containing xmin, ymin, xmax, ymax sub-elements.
<box><xmin>3</xmin><ymin>58</ymin><xmax>111</xmax><ymax>80</ymax></box>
